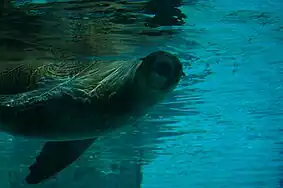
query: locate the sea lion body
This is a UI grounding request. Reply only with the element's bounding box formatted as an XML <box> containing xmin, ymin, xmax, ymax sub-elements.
<box><xmin>0</xmin><ymin>59</ymin><xmax>152</xmax><ymax>141</ymax></box>
<box><xmin>0</xmin><ymin>51</ymin><xmax>184</xmax><ymax>184</ymax></box>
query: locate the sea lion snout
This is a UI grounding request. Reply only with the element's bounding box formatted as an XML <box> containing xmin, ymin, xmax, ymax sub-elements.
<box><xmin>153</xmin><ymin>58</ymin><xmax>174</xmax><ymax>80</ymax></box>
<box><xmin>140</xmin><ymin>51</ymin><xmax>184</xmax><ymax>90</ymax></box>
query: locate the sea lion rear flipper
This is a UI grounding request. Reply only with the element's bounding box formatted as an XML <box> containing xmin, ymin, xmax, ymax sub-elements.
<box><xmin>25</xmin><ymin>138</ymin><xmax>96</xmax><ymax>184</ymax></box>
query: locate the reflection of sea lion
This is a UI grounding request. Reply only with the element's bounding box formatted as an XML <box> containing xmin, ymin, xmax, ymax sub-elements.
<box><xmin>1</xmin><ymin>0</ymin><xmax>188</xmax><ymax>61</ymax></box>
<box><xmin>0</xmin><ymin>51</ymin><xmax>184</xmax><ymax>184</ymax></box>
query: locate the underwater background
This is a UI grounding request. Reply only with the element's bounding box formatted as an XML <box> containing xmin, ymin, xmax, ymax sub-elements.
<box><xmin>0</xmin><ymin>0</ymin><xmax>283</xmax><ymax>187</ymax></box>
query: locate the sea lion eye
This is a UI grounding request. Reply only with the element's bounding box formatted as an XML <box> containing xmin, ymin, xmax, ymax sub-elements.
<box><xmin>153</xmin><ymin>61</ymin><xmax>173</xmax><ymax>78</ymax></box>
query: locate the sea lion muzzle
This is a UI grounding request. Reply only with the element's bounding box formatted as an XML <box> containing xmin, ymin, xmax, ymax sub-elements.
<box><xmin>140</xmin><ymin>51</ymin><xmax>184</xmax><ymax>90</ymax></box>
<box><xmin>153</xmin><ymin>60</ymin><xmax>173</xmax><ymax>80</ymax></box>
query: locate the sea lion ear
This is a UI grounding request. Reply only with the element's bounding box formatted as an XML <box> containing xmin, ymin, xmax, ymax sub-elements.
<box><xmin>139</xmin><ymin>55</ymin><xmax>156</xmax><ymax>69</ymax></box>
<box><xmin>141</xmin><ymin>53</ymin><xmax>157</xmax><ymax>65</ymax></box>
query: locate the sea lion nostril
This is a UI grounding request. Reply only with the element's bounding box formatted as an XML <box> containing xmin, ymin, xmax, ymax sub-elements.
<box><xmin>154</xmin><ymin>61</ymin><xmax>172</xmax><ymax>78</ymax></box>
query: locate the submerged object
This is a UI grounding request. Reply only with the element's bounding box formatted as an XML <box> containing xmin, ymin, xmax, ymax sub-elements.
<box><xmin>0</xmin><ymin>51</ymin><xmax>184</xmax><ymax>184</ymax></box>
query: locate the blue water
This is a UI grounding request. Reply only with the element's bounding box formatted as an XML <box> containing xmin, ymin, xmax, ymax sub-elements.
<box><xmin>141</xmin><ymin>1</ymin><xmax>283</xmax><ymax>187</ymax></box>
<box><xmin>1</xmin><ymin>0</ymin><xmax>283</xmax><ymax>188</ymax></box>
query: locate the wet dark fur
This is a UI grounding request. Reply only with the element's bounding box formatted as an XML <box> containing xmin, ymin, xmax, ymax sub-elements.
<box><xmin>0</xmin><ymin>53</ymin><xmax>181</xmax><ymax>141</ymax></box>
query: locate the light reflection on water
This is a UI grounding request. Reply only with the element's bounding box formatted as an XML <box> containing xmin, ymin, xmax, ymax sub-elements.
<box><xmin>0</xmin><ymin>0</ymin><xmax>283</xmax><ymax>187</ymax></box>
<box><xmin>143</xmin><ymin>1</ymin><xmax>283</xmax><ymax>187</ymax></box>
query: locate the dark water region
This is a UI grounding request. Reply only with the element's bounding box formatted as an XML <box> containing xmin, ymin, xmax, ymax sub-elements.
<box><xmin>1</xmin><ymin>0</ymin><xmax>283</xmax><ymax>187</ymax></box>
<box><xmin>0</xmin><ymin>0</ymin><xmax>188</xmax><ymax>60</ymax></box>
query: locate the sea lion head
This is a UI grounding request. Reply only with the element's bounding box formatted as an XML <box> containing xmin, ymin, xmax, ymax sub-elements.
<box><xmin>135</xmin><ymin>51</ymin><xmax>184</xmax><ymax>94</ymax></box>
<box><xmin>83</xmin><ymin>51</ymin><xmax>184</xmax><ymax>115</ymax></box>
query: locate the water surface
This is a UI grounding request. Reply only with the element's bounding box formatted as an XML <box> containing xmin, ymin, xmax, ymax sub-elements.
<box><xmin>0</xmin><ymin>0</ymin><xmax>283</xmax><ymax>188</ymax></box>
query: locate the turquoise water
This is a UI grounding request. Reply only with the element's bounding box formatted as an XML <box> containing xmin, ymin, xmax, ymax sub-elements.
<box><xmin>142</xmin><ymin>1</ymin><xmax>283</xmax><ymax>187</ymax></box>
<box><xmin>1</xmin><ymin>0</ymin><xmax>283</xmax><ymax>187</ymax></box>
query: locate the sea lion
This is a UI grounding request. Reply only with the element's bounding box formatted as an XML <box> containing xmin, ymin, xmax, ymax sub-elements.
<box><xmin>0</xmin><ymin>51</ymin><xmax>184</xmax><ymax>184</ymax></box>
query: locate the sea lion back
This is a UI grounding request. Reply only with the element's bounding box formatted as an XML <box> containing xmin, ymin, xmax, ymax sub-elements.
<box><xmin>0</xmin><ymin>58</ymin><xmax>141</xmax><ymax>139</ymax></box>
<box><xmin>0</xmin><ymin>60</ymin><xmax>41</xmax><ymax>94</ymax></box>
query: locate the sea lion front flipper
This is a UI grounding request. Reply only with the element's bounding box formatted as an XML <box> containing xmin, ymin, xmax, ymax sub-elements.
<box><xmin>25</xmin><ymin>138</ymin><xmax>96</xmax><ymax>184</ymax></box>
